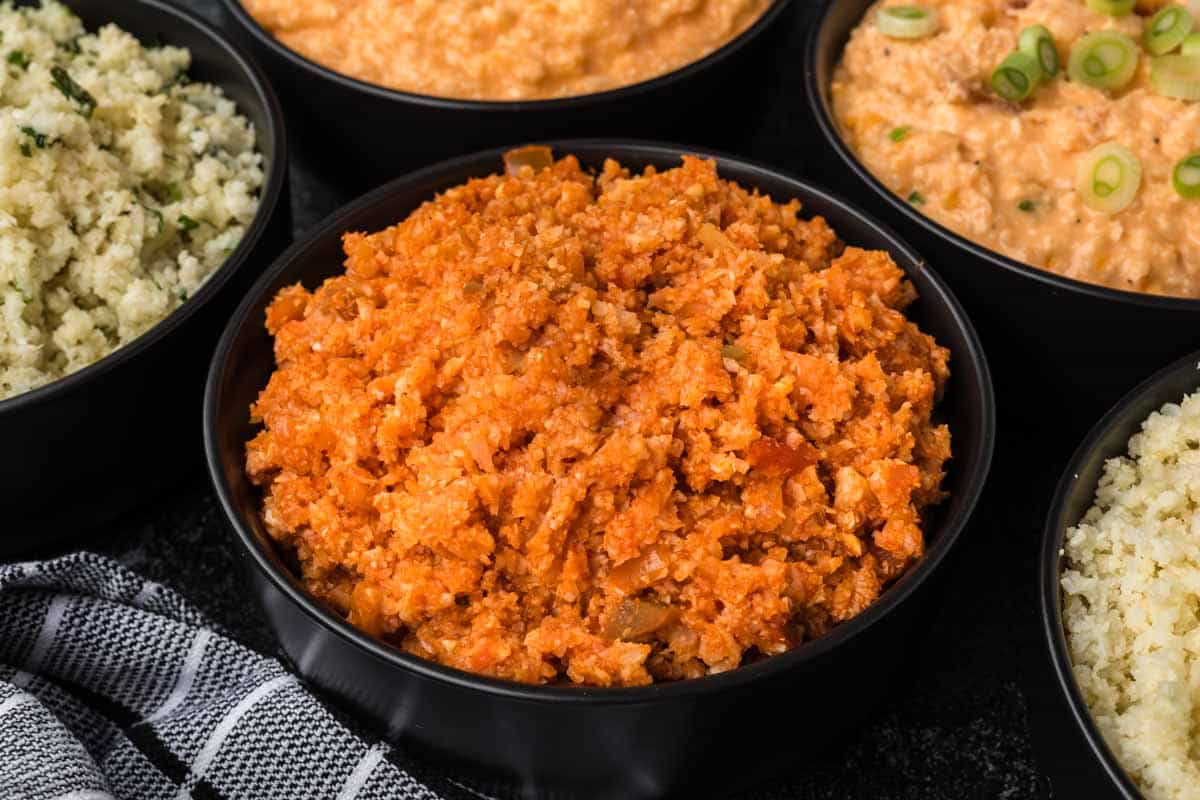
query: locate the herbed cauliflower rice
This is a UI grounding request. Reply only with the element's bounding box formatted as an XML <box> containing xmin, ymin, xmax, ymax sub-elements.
<box><xmin>0</xmin><ymin>0</ymin><xmax>263</xmax><ymax>400</ymax></box>
<box><xmin>1062</xmin><ymin>389</ymin><xmax>1200</xmax><ymax>800</ymax></box>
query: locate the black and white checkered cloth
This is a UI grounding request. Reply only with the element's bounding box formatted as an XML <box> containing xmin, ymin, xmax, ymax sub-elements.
<box><xmin>0</xmin><ymin>552</ymin><xmax>453</xmax><ymax>800</ymax></box>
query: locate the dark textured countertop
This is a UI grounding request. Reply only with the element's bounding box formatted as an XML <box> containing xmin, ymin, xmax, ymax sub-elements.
<box><xmin>33</xmin><ymin>0</ymin><xmax>1130</xmax><ymax>797</ymax></box>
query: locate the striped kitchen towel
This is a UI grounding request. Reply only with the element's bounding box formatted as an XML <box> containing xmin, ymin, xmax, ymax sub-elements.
<box><xmin>0</xmin><ymin>552</ymin><xmax>458</xmax><ymax>800</ymax></box>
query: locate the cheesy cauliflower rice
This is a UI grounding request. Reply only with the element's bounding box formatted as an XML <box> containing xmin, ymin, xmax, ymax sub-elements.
<box><xmin>1062</xmin><ymin>389</ymin><xmax>1200</xmax><ymax>800</ymax></box>
<box><xmin>0</xmin><ymin>1</ymin><xmax>263</xmax><ymax>400</ymax></box>
<box><xmin>240</xmin><ymin>0</ymin><xmax>771</xmax><ymax>101</ymax></box>
<box><xmin>833</xmin><ymin>0</ymin><xmax>1200</xmax><ymax>297</ymax></box>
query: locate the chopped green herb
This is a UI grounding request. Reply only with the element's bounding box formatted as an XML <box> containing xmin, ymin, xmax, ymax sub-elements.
<box><xmin>888</xmin><ymin>125</ymin><xmax>912</xmax><ymax>142</ymax></box>
<box><xmin>177</xmin><ymin>214</ymin><xmax>200</xmax><ymax>232</ymax></box>
<box><xmin>721</xmin><ymin>344</ymin><xmax>749</xmax><ymax>362</ymax></box>
<box><xmin>144</xmin><ymin>180</ymin><xmax>182</xmax><ymax>204</ymax></box>
<box><xmin>8</xmin><ymin>282</ymin><xmax>31</xmax><ymax>304</ymax></box>
<box><xmin>463</xmin><ymin>280</ymin><xmax>485</xmax><ymax>295</ymax></box>
<box><xmin>19</xmin><ymin>142</ymin><xmax>30</xmax><ymax>158</ymax></box>
<box><xmin>58</xmin><ymin>37</ymin><xmax>82</xmax><ymax>55</ymax></box>
<box><xmin>19</xmin><ymin>125</ymin><xmax>57</xmax><ymax>149</ymax></box>
<box><xmin>6</xmin><ymin>50</ymin><xmax>29</xmax><ymax>70</ymax></box>
<box><xmin>50</xmin><ymin>66</ymin><xmax>97</xmax><ymax>119</ymax></box>
<box><xmin>907</xmin><ymin>191</ymin><xmax>926</xmax><ymax>205</ymax></box>
<box><xmin>162</xmin><ymin>70</ymin><xmax>188</xmax><ymax>93</ymax></box>
<box><xmin>1018</xmin><ymin>199</ymin><xmax>1037</xmax><ymax>212</ymax></box>
<box><xmin>142</xmin><ymin>205</ymin><xmax>164</xmax><ymax>235</ymax></box>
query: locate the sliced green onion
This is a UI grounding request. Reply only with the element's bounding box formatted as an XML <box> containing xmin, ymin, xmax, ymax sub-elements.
<box><xmin>1174</xmin><ymin>152</ymin><xmax>1200</xmax><ymax>198</ymax></box>
<box><xmin>1076</xmin><ymin>143</ymin><xmax>1142</xmax><ymax>213</ymax></box>
<box><xmin>1086</xmin><ymin>0</ymin><xmax>1135</xmax><ymax>15</ymax></box>
<box><xmin>875</xmin><ymin>5</ymin><xmax>939</xmax><ymax>38</ymax></box>
<box><xmin>1183</xmin><ymin>32</ymin><xmax>1200</xmax><ymax>56</ymax></box>
<box><xmin>908</xmin><ymin>190</ymin><xmax>926</xmax><ymax>204</ymax></box>
<box><xmin>1020</xmin><ymin>25</ymin><xmax>1060</xmax><ymax>77</ymax></box>
<box><xmin>888</xmin><ymin>125</ymin><xmax>912</xmax><ymax>142</ymax></box>
<box><xmin>1068</xmin><ymin>31</ymin><xmax>1139</xmax><ymax>90</ymax></box>
<box><xmin>992</xmin><ymin>51</ymin><xmax>1042</xmax><ymax>101</ymax></box>
<box><xmin>1151</xmin><ymin>53</ymin><xmax>1200</xmax><ymax>98</ymax></box>
<box><xmin>1018</xmin><ymin>199</ymin><xmax>1037</xmax><ymax>212</ymax></box>
<box><xmin>1145</xmin><ymin>6</ymin><xmax>1195</xmax><ymax>55</ymax></box>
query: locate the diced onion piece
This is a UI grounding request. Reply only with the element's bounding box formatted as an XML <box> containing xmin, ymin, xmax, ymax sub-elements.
<box><xmin>1183</xmin><ymin>32</ymin><xmax>1200</xmax><ymax>55</ymax></box>
<box><xmin>1068</xmin><ymin>31</ymin><xmax>1140</xmax><ymax>90</ymax></box>
<box><xmin>503</xmin><ymin>145</ymin><xmax>554</xmax><ymax>176</ymax></box>
<box><xmin>1020</xmin><ymin>25</ymin><xmax>1061</xmax><ymax>76</ymax></box>
<box><xmin>1086</xmin><ymin>0</ymin><xmax>1135</xmax><ymax>15</ymax></box>
<box><xmin>1075</xmin><ymin>143</ymin><xmax>1142</xmax><ymax>213</ymax></box>
<box><xmin>992</xmin><ymin>51</ymin><xmax>1043</xmax><ymax>101</ymax></box>
<box><xmin>1151</xmin><ymin>53</ymin><xmax>1200</xmax><ymax>97</ymax></box>
<box><xmin>605</xmin><ymin>599</ymin><xmax>678</xmax><ymax>641</ymax></box>
<box><xmin>1145</xmin><ymin>6</ymin><xmax>1195</xmax><ymax>55</ymax></box>
<box><xmin>875</xmin><ymin>5</ymin><xmax>939</xmax><ymax>38</ymax></box>
<box><xmin>1173</xmin><ymin>152</ymin><xmax>1200</xmax><ymax>198</ymax></box>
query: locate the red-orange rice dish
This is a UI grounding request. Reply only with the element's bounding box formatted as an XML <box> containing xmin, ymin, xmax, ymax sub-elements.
<box><xmin>245</xmin><ymin>149</ymin><xmax>953</xmax><ymax>687</ymax></box>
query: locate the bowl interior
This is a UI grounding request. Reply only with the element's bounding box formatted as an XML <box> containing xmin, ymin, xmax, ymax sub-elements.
<box><xmin>1042</xmin><ymin>351</ymin><xmax>1200</xmax><ymax>800</ymax></box>
<box><xmin>207</xmin><ymin>141</ymin><xmax>995</xmax><ymax>698</ymax></box>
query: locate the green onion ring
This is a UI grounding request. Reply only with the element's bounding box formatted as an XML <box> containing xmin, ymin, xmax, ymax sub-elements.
<box><xmin>1020</xmin><ymin>25</ymin><xmax>1060</xmax><ymax>76</ymax></box>
<box><xmin>1086</xmin><ymin>0</ymin><xmax>1135</xmax><ymax>16</ymax></box>
<box><xmin>1174</xmin><ymin>152</ymin><xmax>1200</xmax><ymax>198</ymax></box>
<box><xmin>1183</xmin><ymin>32</ymin><xmax>1200</xmax><ymax>55</ymax></box>
<box><xmin>992</xmin><ymin>51</ymin><xmax>1042</xmax><ymax>101</ymax></box>
<box><xmin>875</xmin><ymin>5</ymin><xmax>940</xmax><ymax>38</ymax></box>
<box><xmin>1068</xmin><ymin>31</ymin><xmax>1140</xmax><ymax>90</ymax></box>
<box><xmin>1151</xmin><ymin>53</ymin><xmax>1200</xmax><ymax>98</ymax></box>
<box><xmin>1076</xmin><ymin>143</ymin><xmax>1142</xmax><ymax>213</ymax></box>
<box><xmin>1145</xmin><ymin>6</ymin><xmax>1195</xmax><ymax>55</ymax></box>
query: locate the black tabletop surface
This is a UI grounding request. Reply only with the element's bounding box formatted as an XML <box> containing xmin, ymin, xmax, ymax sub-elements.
<box><xmin>31</xmin><ymin>0</ymin><xmax>1134</xmax><ymax>797</ymax></box>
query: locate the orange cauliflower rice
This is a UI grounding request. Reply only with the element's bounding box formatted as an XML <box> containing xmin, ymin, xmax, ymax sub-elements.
<box><xmin>245</xmin><ymin>150</ymin><xmax>953</xmax><ymax>687</ymax></box>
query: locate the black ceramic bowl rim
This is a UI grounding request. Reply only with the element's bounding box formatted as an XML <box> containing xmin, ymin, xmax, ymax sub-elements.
<box><xmin>802</xmin><ymin>1</ymin><xmax>1200</xmax><ymax>313</ymax></box>
<box><xmin>205</xmin><ymin>138</ymin><xmax>996</xmax><ymax>705</ymax></box>
<box><xmin>1039</xmin><ymin>350</ymin><xmax>1200</xmax><ymax>800</ymax></box>
<box><xmin>0</xmin><ymin>0</ymin><xmax>287</xmax><ymax>417</ymax></box>
<box><xmin>217</xmin><ymin>0</ymin><xmax>793</xmax><ymax>112</ymax></box>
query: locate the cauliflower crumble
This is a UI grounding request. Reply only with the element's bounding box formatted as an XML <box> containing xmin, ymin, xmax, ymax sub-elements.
<box><xmin>1063</xmin><ymin>388</ymin><xmax>1200</xmax><ymax>800</ymax></box>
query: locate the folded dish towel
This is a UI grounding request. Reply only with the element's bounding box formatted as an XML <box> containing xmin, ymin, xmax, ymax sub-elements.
<box><xmin>0</xmin><ymin>552</ymin><xmax>452</xmax><ymax>800</ymax></box>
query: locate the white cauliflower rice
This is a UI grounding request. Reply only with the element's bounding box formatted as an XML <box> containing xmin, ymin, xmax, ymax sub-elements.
<box><xmin>1062</xmin><ymin>388</ymin><xmax>1200</xmax><ymax>800</ymax></box>
<box><xmin>0</xmin><ymin>0</ymin><xmax>263</xmax><ymax>400</ymax></box>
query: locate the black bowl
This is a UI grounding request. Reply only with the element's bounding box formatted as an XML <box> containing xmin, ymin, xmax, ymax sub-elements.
<box><xmin>216</xmin><ymin>0</ymin><xmax>794</xmax><ymax>194</ymax></box>
<box><xmin>804</xmin><ymin>0</ymin><xmax>1200</xmax><ymax>438</ymax></box>
<box><xmin>0</xmin><ymin>0</ymin><xmax>290</xmax><ymax>556</ymax></box>
<box><xmin>1040</xmin><ymin>351</ymin><xmax>1200</xmax><ymax>800</ymax></box>
<box><xmin>205</xmin><ymin>141</ymin><xmax>995</xmax><ymax>799</ymax></box>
